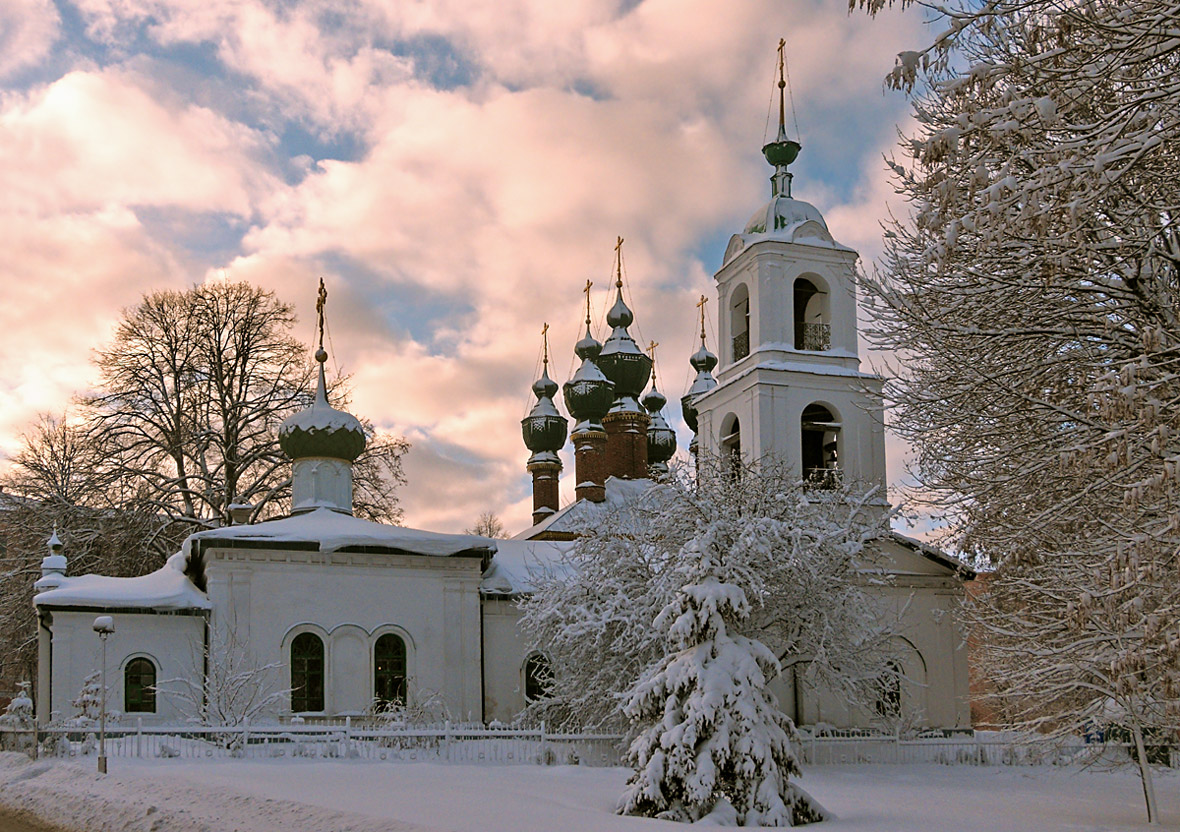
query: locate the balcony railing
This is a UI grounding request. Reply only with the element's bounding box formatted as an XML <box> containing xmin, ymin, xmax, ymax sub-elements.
<box><xmin>804</xmin><ymin>467</ymin><xmax>843</xmax><ymax>490</ymax></box>
<box><xmin>797</xmin><ymin>322</ymin><xmax>831</xmax><ymax>352</ymax></box>
<box><xmin>732</xmin><ymin>331</ymin><xmax>750</xmax><ymax>361</ymax></box>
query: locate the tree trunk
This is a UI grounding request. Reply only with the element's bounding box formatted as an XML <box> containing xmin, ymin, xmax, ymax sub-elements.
<box><xmin>1129</xmin><ymin>709</ymin><xmax>1159</xmax><ymax>825</ymax></box>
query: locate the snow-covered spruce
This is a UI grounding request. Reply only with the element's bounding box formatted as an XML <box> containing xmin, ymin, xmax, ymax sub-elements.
<box><xmin>618</xmin><ymin>534</ymin><xmax>825</xmax><ymax>826</ymax></box>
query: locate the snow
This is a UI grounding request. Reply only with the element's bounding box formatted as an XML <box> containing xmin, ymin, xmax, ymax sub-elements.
<box><xmin>1</xmin><ymin>754</ymin><xmax>1177</xmax><ymax>832</ymax></box>
<box><xmin>187</xmin><ymin>507</ymin><xmax>497</xmax><ymax>559</ymax></box>
<box><xmin>512</xmin><ymin>476</ymin><xmax>660</xmax><ymax>540</ymax></box>
<box><xmin>480</xmin><ymin>539</ymin><xmax>574</xmax><ymax>596</ymax></box>
<box><xmin>33</xmin><ymin>551</ymin><xmax>211</xmax><ymax>610</ymax></box>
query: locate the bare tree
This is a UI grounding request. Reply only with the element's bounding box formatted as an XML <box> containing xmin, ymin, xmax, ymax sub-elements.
<box><xmin>464</xmin><ymin>511</ymin><xmax>506</xmax><ymax>539</ymax></box>
<box><xmin>853</xmin><ymin>1</ymin><xmax>1180</xmax><ymax>821</ymax></box>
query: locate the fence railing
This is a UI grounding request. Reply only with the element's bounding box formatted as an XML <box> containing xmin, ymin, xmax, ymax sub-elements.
<box><xmin>797</xmin><ymin>735</ymin><xmax>1178</xmax><ymax>768</ymax></box>
<box><xmin>0</xmin><ymin>720</ymin><xmax>623</xmax><ymax>767</ymax></box>
<box><xmin>2</xmin><ymin>724</ymin><xmax>1174</xmax><ymax>769</ymax></box>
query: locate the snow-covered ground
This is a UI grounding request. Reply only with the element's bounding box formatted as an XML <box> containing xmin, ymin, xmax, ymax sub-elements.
<box><xmin>1</xmin><ymin>753</ymin><xmax>1177</xmax><ymax>831</ymax></box>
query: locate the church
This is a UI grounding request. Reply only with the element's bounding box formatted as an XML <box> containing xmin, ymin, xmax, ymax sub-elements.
<box><xmin>31</xmin><ymin>77</ymin><xmax>974</xmax><ymax>732</ymax></box>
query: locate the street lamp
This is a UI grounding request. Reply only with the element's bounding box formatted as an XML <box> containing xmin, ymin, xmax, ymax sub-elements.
<box><xmin>92</xmin><ymin>615</ymin><xmax>115</xmax><ymax>774</ymax></box>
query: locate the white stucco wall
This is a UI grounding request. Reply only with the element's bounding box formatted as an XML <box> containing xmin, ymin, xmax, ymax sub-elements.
<box><xmin>201</xmin><ymin>543</ymin><xmax>485</xmax><ymax>720</ymax></box>
<box><xmin>481</xmin><ymin>597</ymin><xmax>534</xmax><ymax>723</ymax></box>
<box><xmin>37</xmin><ymin>608</ymin><xmax>205</xmax><ymax>725</ymax></box>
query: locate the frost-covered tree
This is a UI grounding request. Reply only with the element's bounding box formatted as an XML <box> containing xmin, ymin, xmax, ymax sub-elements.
<box><xmin>853</xmin><ymin>1</ymin><xmax>1180</xmax><ymax>822</ymax></box>
<box><xmin>519</xmin><ymin>455</ymin><xmax>895</xmax><ymax>733</ymax></box>
<box><xmin>618</xmin><ymin>536</ymin><xmax>826</xmax><ymax>826</ymax></box>
<box><xmin>158</xmin><ymin>623</ymin><xmax>289</xmax><ymax>727</ymax></box>
<box><xmin>70</xmin><ymin>671</ymin><xmax>105</xmax><ymax>726</ymax></box>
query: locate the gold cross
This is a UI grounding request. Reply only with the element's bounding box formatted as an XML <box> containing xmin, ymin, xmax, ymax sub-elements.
<box><xmin>614</xmin><ymin>236</ymin><xmax>624</xmax><ymax>288</ymax></box>
<box><xmin>316</xmin><ymin>278</ymin><xmax>328</xmax><ymax>349</ymax></box>
<box><xmin>541</xmin><ymin>322</ymin><xmax>550</xmax><ymax>367</ymax></box>
<box><xmin>583</xmin><ymin>279</ymin><xmax>593</xmax><ymax>325</ymax></box>
<box><xmin>697</xmin><ymin>294</ymin><xmax>709</xmax><ymax>342</ymax></box>
<box><xmin>647</xmin><ymin>340</ymin><xmax>659</xmax><ymax>382</ymax></box>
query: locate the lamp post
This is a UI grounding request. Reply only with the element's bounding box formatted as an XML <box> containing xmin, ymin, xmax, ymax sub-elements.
<box><xmin>92</xmin><ymin>615</ymin><xmax>115</xmax><ymax>774</ymax></box>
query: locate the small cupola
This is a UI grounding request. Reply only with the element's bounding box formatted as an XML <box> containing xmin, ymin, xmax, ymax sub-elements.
<box><xmin>680</xmin><ymin>296</ymin><xmax>719</xmax><ymax>447</ymax></box>
<box><xmin>641</xmin><ymin>352</ymin><xmax>676</xmax><ymax>478</ymax></box>
<box><xmin>34</xmin><ymin>527</ymin><xmax>67</xmax><ymax>591</ymax></box>
<box><xmin>596</xmin><ymin>239</ymin><xmax>653</xmax><ymax>415</ymax></box>
<box><xmin>522</xmin><ymin>325</ymin><xmax>568</xmax><ymax>524</ymax></box>
<box><xmin>279</xmin><ymin>280</ymin><xmax>366</xmax><ymax>515</ymax></box>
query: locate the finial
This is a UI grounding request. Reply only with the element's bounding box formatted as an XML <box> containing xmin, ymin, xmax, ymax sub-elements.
<box><xmin>614</xmin><ymin>236</ymin><xmax>625</xmax><ymax>289</ymax></box>
<box><xmin>315</xmin><ymin>278</ymin><xmax>328</xmax><ymax>363</ymax></box>
<box><xmin>646</xmin><ymin>341</ymin><xmax>659</xmax><ymax>384</ymax></box>
<box><xmin>777</xmin><ymin>38</ymin><xmax>787</xmax><ymax>140</ymax></box>
<box><xmin>583</xmin><ymin>279</ymin><xmax>593</xmax><ymax>327</ymax></box>
<box><xmin>696</xmin><ymin>294</ymin><xmax>709</xmax><ymax>344</ymax></box>
<box><xmin>48</xmin><ymin>524</ymin><xmax>63</xmax><ymax>553</ymax></box>
<box><xmin>541</xmin><ymin>322</ymin><xmax>550</xmax><ymax>369</ymax></box>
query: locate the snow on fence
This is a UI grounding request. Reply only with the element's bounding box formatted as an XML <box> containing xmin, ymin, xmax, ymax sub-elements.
<box><xmin>3</xmin><ymin>725</ymin><xmax>1173</xmax><ymax>769</ymax></box>
<box><xmin>2</xmin><ymin>720</ymin><xmax>623</xmax><ymax>767</ymax></box>
<box><xmin>798</xmin><ymin>735</ymin><xmax>1178</xmax><ymax>768</ymax></box>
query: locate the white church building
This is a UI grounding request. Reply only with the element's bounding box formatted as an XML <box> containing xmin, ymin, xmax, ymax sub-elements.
<box><xmin>32</xmin><ymin>97</ymin><xmax>974</xmax><ymax>732</ymax></box>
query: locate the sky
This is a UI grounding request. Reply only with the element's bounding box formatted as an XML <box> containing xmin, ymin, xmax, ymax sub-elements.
<box><xmin>0</xmin><ymin>0</ymin><xmax>934</xmax><ymax>536</ymax></box>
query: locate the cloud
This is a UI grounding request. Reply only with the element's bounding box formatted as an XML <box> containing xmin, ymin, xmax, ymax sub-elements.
<box><xmin>0</xmin><ymin>0</ymin><xmax>60</xmax><ymax>80</ymax></box>
<box><xmin>0</xmin><ymin>0</ymin><xmax>934</xmax><ymax>536</ymax></box>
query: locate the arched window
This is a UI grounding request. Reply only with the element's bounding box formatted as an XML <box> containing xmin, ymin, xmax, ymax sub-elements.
<box><xmin>875</xmin><ymin>660</ymin><xmax>902</xmax><ymax>718</ymax></box>
<box><xmin>524</xmin><ymin>654</ymin><xmax>553</xmax><ymax>702</ymax></box>
<box><xmin>794</xmin><ymin>278</ymin><xmax>830</xmax><ymax>351</ymax></box>
<box><xmin>290</xmin><ymin>632</ymin><xmax>325</xmax><ymax>713</ymax></box>
<box><xmin>124</xmin><ymin>657</ymin><xmax>156</xmax><ymax>713</ymax></box>
<box><xmin>374</xmin><ymin>633</ymin><xmax>407</xmax><ymax>706</ymax></box>
<box><xmin>730</xmin><ymin>283</ymin><xmax>750</xmax><ymax>361</ymax></box>
<box><xmin>720</xmin><ymin>414</ymin><xmax>741</xmax><ymax>480</ymax></box>
<box><xmin>801</xmin><ymin>403</ymin><xmax>840</xmax><ymax>488</ymax></box>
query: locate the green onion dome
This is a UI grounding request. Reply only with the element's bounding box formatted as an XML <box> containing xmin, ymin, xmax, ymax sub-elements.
<box><xmin>642</xmin><ymin>383</ymin><xmax>677</xmax><ymax>467</ymax></box>
<box><xmin>597</xmin><ymin>286</ymin><xmax>652</xmax><ymax>412</ymax></box>
<box><xmin>563</xmin><ymin>325</ymin><xmax>614</xmax><ymax>433</ymax></box>
<box><xmin>280</xmin><ymin>348</ymin><xmax>366</xmax><ymax>462</ymax></box>
<box><xmin>522</xmin><ymin>365</ymin><xmax>568</xmax><ymax>464</ymax></box>
<box><xmin>680</xmin><ymin>343</ymin><xmax>718</xmax><ymax>434</ymax></box>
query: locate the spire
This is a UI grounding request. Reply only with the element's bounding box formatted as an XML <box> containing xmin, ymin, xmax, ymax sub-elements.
<box><xmin>565</xmin><ymin>281</ymin><xmax>614</xmax><ymax>433</ymax></box>
<box><xmin>681</xmin><ymin>295</ymin><xmax>718</xmax><ymax>436</ymax></box>
<box><xmin>522</xmin><ymin>324</ymin><xmax>568</xmax><ymax>463</ymax></box>
<box><xmin>762</xmin><ymin>38</ymin><xmax>801</xmax><ymax>198</ymax></box>
<box><xmin>36</xmin><ymin>525</ymin><xmax>68</xmax><ymax>591</ymax></box>
<box><xmin>597</xmin><ymin>237</ymin><xmax>652</xmax><ymax>411</ymax></box>
<box><xmin>279</xmin><ymin>281</ymin><xmax>366</xmax><ymax>514</ymax></box>
<box><xmin>642</xmin><ymin>342</ymin><xmax>676</xmax><ymax>476</ymax></box>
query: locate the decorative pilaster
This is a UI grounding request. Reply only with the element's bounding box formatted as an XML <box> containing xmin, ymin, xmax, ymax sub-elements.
<box><xmin>572</xmin><ymin>429</ymin><xmax>608</xmax><ymax>503</ymax></box>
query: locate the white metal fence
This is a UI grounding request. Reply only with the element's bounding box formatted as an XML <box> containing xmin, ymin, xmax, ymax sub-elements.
<box><xmin>0</xmin><ymin>720</ymin><xmax>623</xmax><ymax>766</ymax></box>
<box><xmin>2</xmin><ymin>724</ymin><xmax>1174</xmax><ymax>769</ymax></box>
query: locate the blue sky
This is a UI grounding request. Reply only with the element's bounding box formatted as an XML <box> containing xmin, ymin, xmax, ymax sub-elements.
<box><xmin>0</xmin><ymin>0</ymin><xmax>931</xmax><ymax>533</ymax></box>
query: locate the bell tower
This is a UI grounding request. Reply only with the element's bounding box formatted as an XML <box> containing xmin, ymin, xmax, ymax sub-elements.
<box><xmin>689</xmin><ymin>43</ymin><xmax>885</xmax><ymax>493</ymax></box>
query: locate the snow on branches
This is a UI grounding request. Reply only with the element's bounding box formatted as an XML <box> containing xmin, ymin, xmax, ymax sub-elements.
<box><xmin>518</xmin><ymin>455</ymin><xmax>896</xmax><ymax>736</ymax></box>
<box><xmin>617</xmin><ymin>536</ymin><xmax>827</xmax><ymax>826</ymax></box>
<box><xmin>854</xmin><ymin>1</ymin><xmax>1180</xmax><ymax>822</ymax></box>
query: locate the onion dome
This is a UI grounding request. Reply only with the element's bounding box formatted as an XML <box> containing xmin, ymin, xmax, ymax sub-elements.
<box><xmin>280</xmin><ymin>347</ymin><xmax>366</xmax><ymax>462</ymax></box>
<box><xmin>681</xmin><ymin>302</ymin><xmax>719</xmax><ymax>433</ymax></box>
<box><xmin>597</xmin><ymin>275</ymin><xmax>652</xmax><ymax>414</ymax></box>
<box><xmin>522</xmin><ymin>360</ymin><xmax>568</xmax><ymax>465</ymax></box>
<box><xmin>642</xmin><ymin>381</ymin><xmax>677</xmax><ymax>471</ymax></box>
<box><xmin>563</xmin><ymin>324</ymin><xmax>614</xmax><ymax>433</ymax></box>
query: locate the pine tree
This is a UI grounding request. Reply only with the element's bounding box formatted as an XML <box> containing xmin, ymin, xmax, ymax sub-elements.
<box><xmin>618</xmin><ymin>536</ymin><xmax>825</xmax><ymax>826</ymax></box>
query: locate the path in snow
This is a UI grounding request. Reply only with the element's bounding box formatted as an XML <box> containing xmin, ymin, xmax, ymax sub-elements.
<box><xmin>1</xmin><ymin>752</ymin><xmax>1178</xmax><ymax>831</ymax></box>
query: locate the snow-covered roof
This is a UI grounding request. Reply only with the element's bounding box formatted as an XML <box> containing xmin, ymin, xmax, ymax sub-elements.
<box><xmin>479</xmin><ymin>539</ymin><xmax>574</xmax><ymax>597</ymax></box>
<box><xmin>186</xmin><ymin>508</ymin><xmax>497</xmax><ymax>559</ymax></box>
<box><xmin>512</xmin><ymin>476</ymin><xmax>657</xmax><ymax>540</ymax></box>
<box><xmin>34</xmin><ymin>551</ymin><xmax>211</xmax><ymax>611</ymax></box>
<box><xmin>888</xmin><ymin>531</ymin><xmax>976</xmax><ymax>579</ymax></box>
<box><xmin>723</xmin><ymin>196</ymin><xmax>856</xmax><ymax>265</ymax></box>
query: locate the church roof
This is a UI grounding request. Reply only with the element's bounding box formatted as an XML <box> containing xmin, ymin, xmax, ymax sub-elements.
<box><xmin>186</xmin><ymin>508</ymin><xmax>497</xmax><ymax>559</ymax></box>
<box><xmin>34</xmin><ymin>551</ymin><xmax>211</xmax><ymax>611</ymax></box>
<box><xmin>513</xmin><ymin>476</ymin><xmax>660</xmax><ymax>540</ymax></box>
<box><xmin>479</xmin><ymin>539</ymin><xmax>574</xmax><ymax>597</ymax></box>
